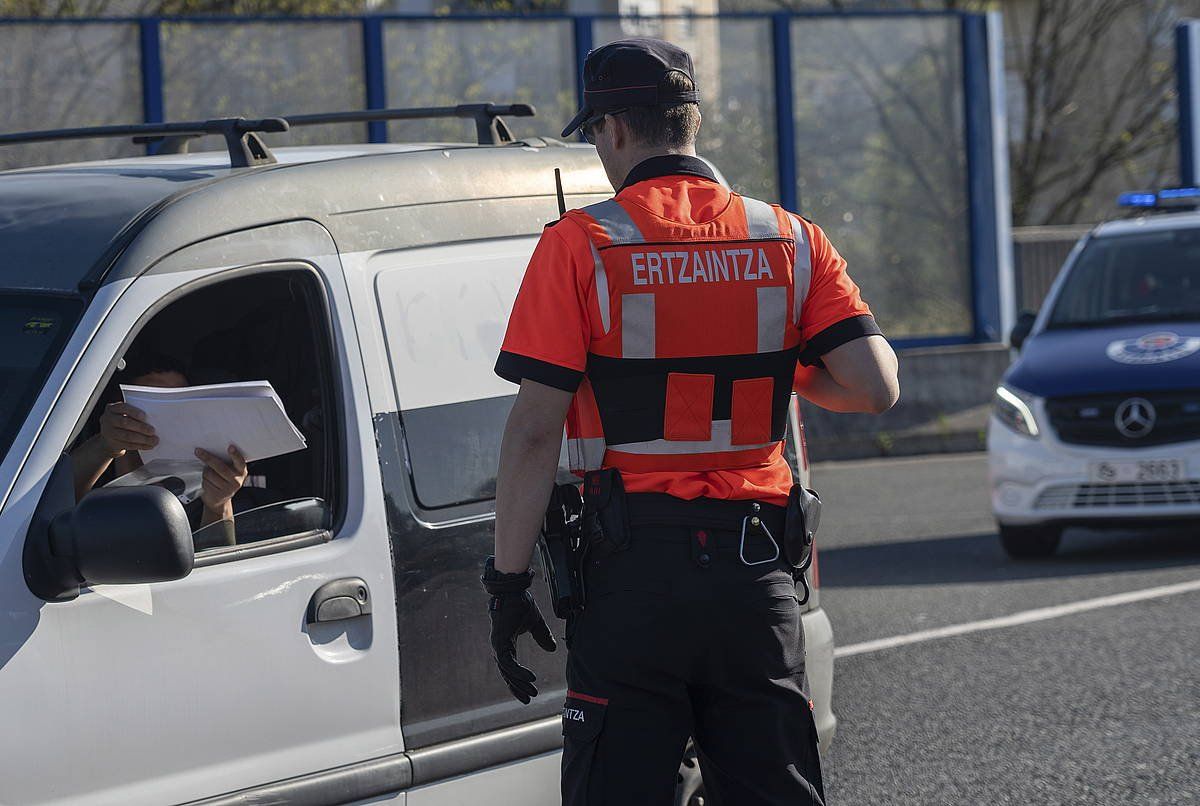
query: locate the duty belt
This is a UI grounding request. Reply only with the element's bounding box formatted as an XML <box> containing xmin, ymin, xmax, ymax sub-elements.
<box><xmin>623</xmin><ymin>492</ymin><xmax>786</xmax><ymax>567</ymax></box>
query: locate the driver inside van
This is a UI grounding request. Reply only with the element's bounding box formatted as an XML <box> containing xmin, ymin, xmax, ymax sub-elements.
<box><xmin>70</xmin><ymin>352</ymin><xmax>249</xmax><ymax>547</ymax></box>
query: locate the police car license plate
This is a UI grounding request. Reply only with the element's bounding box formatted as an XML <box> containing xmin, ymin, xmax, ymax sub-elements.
<box><xmin>1088</xmin><ymin>459</ymin><xmax>1185</xmax><ymax>483</ymax></box>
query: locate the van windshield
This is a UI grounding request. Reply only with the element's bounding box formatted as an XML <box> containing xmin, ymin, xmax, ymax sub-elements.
<box><xmin>0</xmin><ymin>294</ymin><xmax>81</xmax><ymax>464</ymax></box>
<box><xmin>1048</xmin><ymin>228</ymin><xmax>1200</xmax><ymax>328</ymax></box>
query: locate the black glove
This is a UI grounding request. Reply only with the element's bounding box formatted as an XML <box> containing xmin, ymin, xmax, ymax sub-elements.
<box><xmin>482</xmin><ymin>556</ymin><xmax>557</xmax><ymax>704</ymax></box>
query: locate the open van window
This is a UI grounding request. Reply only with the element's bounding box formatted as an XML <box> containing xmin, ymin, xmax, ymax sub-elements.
<box><xmin>68</xmin><ymin>269</ymin><xmax>339</xmax><ymax>557</ymax></box>
<box><xmin>0</xmin><ymin>293</ymin><xmax>81</xmax><ymax>463</ymax></box>
<box><xmin>1048</xmin><ymin>228</ymin><xmax>1200</xmax><ymax>329</ymax></box>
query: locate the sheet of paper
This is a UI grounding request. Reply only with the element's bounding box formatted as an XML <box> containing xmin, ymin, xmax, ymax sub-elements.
<box><xmin>120</xmin><ymin>381</ymin><xmax>306</xmax><ymax>466</ymax></box>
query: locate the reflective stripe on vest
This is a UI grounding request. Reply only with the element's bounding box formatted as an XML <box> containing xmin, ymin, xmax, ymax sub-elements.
<box><xmin>569</xmin><ymin>194</ymin><xmax>804</xmax><ymax>474</ymax></box>
<box><xmin>585</xmin><ymin>199</ymin><xmax>645</xmax><ymax>245</ymax></box>
<box><xmin>568</xmin><ymin>436</ymin><xmax>607</xmax><ymax>473</ymax></box>
<box><xmin>742</xmin><ymin>196</ymin><xmax>782</xmax><ymax>239</ymax></box>
<box><xmin>789</xmin><ymin>213</ymin><xmax>812</xmax><ymax>323</ymax></box>
<box><xmin>589</xmin><ymin>241</ymin><xmax>612</xmax><ymax>333</ymax></box>
<box><xmin>606</xmin><ymin>419</ymin><xmax>776</xmax><ymax>455</ymax></box>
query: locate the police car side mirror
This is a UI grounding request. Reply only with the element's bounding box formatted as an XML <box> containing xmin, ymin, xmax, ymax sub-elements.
<box><xmin>23</xmin><ymin>455</ymin><xmax>194</xmax><ymax>602</ymax></box>
<box><xmin>1010</xmin><ymin>310</ymin><xmax>1037</xmax><ymax>351</ymax></box>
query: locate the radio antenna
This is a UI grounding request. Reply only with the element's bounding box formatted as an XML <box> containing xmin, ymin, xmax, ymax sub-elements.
<box><xmin>554</xmin><ymin>168</ymin><xmax>567</xmax><ymax>217</ymax></box>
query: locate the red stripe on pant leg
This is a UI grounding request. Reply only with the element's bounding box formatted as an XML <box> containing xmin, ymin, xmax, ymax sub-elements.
<box><xmin>567</xmin><ymin>690</ymin><xmax>610</xmax><ymax>705</ymax></box>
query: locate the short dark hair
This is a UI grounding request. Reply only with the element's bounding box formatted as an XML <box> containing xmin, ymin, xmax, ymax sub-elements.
<box><xmin>118</xmin><ymin>350</ymin><xmax>188</xmax><ymax>383</ymax></box>
<box><xmin>619</xmin><ymin>70</ymin><xmax>701</xmax><ymax>148</ymax></box>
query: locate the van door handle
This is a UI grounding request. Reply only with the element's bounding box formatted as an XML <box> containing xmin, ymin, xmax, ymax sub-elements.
<box><xmin>307</xmin><ymin>578</ymin><xmax>371</xmax><ymax>625</ymax></box>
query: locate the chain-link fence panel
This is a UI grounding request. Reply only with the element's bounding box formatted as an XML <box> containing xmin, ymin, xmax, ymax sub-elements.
<box><xmin>791</xmin><ymin>16</ymin><xmax>971</xmax><ymax>339</ymax></box>
<box><xmin>594</xmin><ymin>16</ymin><xmax>778</xmax><ymax>200</ymax></box>
<box><xmin>161</xmin><ymin>20</ymin><xmax>365</xmax><ymax>153</ymax></box>
<box><xmin>383</xmin><ymin>19</ymin><xmax>575</xmax><ymax>144</ymax></box>
<box><xmin>0</xmin><ymin>22</ymin><xmax>143</xmax><ymax>171</ymax></box>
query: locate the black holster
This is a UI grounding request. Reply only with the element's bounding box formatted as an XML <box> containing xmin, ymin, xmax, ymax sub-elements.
<box><xmin>537</xmin><ymin>482</ymin><xmax>585</xmax><ymax>620</ymax></box>
<box><xmin>783</xmin><ymin>484</ymin><xmax>822</xmax><ymax>604</ymax></box>
<box><xmin>582</xmin><ymin>468</ymin><xmax>632</xmax><ymax>552</ymax></box>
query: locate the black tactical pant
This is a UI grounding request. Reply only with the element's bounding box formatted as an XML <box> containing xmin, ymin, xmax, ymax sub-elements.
<box><xmin>561</xmin><ymin>496</ymin><xmax>825</xmax><ymax>806</ymax></box>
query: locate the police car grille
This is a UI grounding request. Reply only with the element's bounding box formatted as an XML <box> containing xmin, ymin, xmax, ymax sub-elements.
<box><xmin>1034</xmin><ymin>481</ymin><xmax>1200</xmax><ymax>510</ymax></box>
<box><xmin>1045</xmin><ymin>390</ymin><xmax>1200</xmax><ymax>447</ymax></box>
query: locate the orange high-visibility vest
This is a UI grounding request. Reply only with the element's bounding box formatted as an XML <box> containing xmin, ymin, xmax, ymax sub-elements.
<box><xmin>561</xmin><ymin>193</ymin><xmax>811</xmax><ymax>478</ymax></box>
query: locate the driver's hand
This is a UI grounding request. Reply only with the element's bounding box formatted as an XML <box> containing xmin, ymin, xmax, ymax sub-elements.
<box><xmin>98</xmin><ymin>402</ymin><xmax>157</xmax><ymax>458</ymax></box>
<box><xmin>195</xmin><ymin>445</ymin><xmax>248</xmax><ymax>520</ymax></box>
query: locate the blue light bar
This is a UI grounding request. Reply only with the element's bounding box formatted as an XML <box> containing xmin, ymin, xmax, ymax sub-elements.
<box><xmin>1117</xmin><ymin>187</ymin><xmax>1200</xmax><ymax>209</ymax></box>
<box><xmin>1118</xmin><ymin>191</ymin><xmax>1158</xmax><ymax>207</ymax></box>
<box><xmin>1152</xmin><ymin>185</ymin><xmax>1200</xmax><ymax>205</ymax></box>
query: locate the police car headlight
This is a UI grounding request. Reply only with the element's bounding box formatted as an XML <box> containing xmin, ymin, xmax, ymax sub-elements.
<box><xmin>993</xmin><ymin>385</ymin><xmax>1040</xmax><ymax>438</ymax></box>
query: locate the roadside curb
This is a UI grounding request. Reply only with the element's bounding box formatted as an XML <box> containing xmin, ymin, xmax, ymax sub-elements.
<box><xmin>806</xmin><ymin>429</ymin><xmax>986</xmax><ymax>463</ymax></box>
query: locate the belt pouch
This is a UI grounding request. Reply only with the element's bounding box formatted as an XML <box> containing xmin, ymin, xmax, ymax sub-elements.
<box><xmin>783</xmin><ymin>484</ymin><xmax>822</xmax><ymax>571</ymax></box>
<box><xmin>582</xmin><ymin>468</ymin><xmax>632</xmax><ymax>550</ymax></box>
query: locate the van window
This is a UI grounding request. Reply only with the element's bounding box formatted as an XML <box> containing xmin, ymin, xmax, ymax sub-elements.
<box><xmin>1049</xmin><ymin>229</ymin><xmax>1200</xmax><ymax>328</ymax></box>
<box><xmin>68</xmin><ymin>269</ymin><xmax>339</xmax><ymax>555</ymax></box>
<box><xmin>0</xmin><ymin>294</ymin><xmax>81</xmax><ymax>464</ymax></box>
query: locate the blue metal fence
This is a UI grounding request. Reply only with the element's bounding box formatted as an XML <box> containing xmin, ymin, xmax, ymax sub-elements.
<box><xmin>0</xmin><ymin>11</ymin><xmax>1010</xmax><ymax>347</ymax></box>
<box><xmin>1177</xmin><ymin>20</ymin><xmax>1200</xmax><ymax>187</ymax></box>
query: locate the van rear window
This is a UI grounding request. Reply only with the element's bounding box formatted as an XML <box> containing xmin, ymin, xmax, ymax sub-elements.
<box><xmin>0</xmin><ymin>293</ymin><xmax>81</xmax><ymax>464</ymax></box>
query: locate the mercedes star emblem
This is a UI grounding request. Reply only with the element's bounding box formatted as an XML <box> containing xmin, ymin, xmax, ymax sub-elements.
<box><xmin>1114</xmin><ymin>397</ymin><xmax>1156</xmax><ymax>439</ymax></box>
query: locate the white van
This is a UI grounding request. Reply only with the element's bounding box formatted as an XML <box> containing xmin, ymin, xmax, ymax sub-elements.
<box><xmin>0</xmin><ymin>108</ymin><xmax>835</xmax><ymax>806</ymax></box>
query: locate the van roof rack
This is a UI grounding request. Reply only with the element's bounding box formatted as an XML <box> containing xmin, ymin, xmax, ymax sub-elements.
<box><xmin>0</xmin><ymin>103</ymin><xmax>537</xmax><ymax>169</ymax></box>
<box><xmin>0</xmin><ymin>117</ymin><xmax>287</xmax><ymax>168</ymax></box>
<box><xmin>285</xmin><ymin>103</ymin><xmax>536</xmax><ymax>147</ymax></box>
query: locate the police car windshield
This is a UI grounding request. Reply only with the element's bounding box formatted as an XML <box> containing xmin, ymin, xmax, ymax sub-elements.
<box><xmin>0</xmin><ymin>294</ymin><xmax>81</xmax><ymax>464</ymax></box>
<box><xmin>1048</xmin><ymin>228</ymin><xmax>1200</xmax><ymax>328</ymax></box>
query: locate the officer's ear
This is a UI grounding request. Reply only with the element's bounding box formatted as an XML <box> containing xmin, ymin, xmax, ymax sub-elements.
<box><xmin>608</xmin><ymin>113</ymin><xmax>632</xmax><ymax>151</ymax></box>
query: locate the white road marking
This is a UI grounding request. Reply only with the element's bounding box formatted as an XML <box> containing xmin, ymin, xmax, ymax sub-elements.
<box><xmin>812</xmin><ymin>451</ymin><xmax>985</xmax><ymax>472</ymax></box>
<box><xmin>833</xmin><ymin>577</ymin><xmax>1200</xmax><ymax>659</ymax></box>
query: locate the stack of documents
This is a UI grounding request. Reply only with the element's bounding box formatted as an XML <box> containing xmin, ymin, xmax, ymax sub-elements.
<box><xmin>106</xmin><ymin>381</ymin><xmax>306</xmax><ymax>501</ymax></box>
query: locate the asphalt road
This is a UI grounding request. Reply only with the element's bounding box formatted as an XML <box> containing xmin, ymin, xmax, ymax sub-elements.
<box><xmin>812</xmin><ymin>452</ymin><xmax>1200</xmax><ymax>805</ymax></box>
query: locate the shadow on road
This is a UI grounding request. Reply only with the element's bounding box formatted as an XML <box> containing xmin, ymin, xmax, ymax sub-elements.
<box><xmin>819</xmin><ymin>526</ymin><xmax>1200</xmax><ymax>587</ymax></box>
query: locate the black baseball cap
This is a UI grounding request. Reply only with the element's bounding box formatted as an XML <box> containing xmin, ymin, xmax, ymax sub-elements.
<box><xmin>561</xmin><ymin>38</ymin><xmax>700</xmax><ymax>138</ymax></box>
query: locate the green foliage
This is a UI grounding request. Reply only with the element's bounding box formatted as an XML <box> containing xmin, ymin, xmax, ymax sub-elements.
<box><xmin>0</xmin><ymin>0</ymin><xmax>369</xmax><ymax>16</ymax></box>
<box><xmin>157</xmin><ymin>0</ymin><xmax>367</xmax><ymax>12</ymax></box>
<box><xmin>457</xmin><ymin>0</ymin><xmax>565</xmax><ymax>12</ymax></box>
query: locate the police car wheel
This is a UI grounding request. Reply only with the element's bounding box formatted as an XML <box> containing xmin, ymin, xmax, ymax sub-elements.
<box><xmin>998</xmin><ymin>524</ymin><xmax>1062</xmax><ymax>559</ymax></box>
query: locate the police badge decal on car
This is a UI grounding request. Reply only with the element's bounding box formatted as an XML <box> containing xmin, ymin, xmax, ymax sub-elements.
<box><xmin>1105</xmin><ymin>331</ymin><xmax>1200</xmax><ymax>364</ymax></box>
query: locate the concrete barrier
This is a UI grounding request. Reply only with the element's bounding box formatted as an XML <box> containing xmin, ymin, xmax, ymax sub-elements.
<box><xmin>1013</xmin><ymin>225</ymin><xmax>1090</xmax><ymax>311</ymax></box>
<box><xmin>799</xmin><ymin>342</ymin><xmax>1012</xmax><ymax>461</ymax></box>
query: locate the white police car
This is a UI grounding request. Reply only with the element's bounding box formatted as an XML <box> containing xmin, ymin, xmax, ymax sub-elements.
<box><xmin>989</xmin><ymin>188</ymin><xmax>1200</xmax><ymax>557</ymax></box>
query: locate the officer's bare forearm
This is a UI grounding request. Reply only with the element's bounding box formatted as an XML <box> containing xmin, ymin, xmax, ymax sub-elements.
<box><xmin>795</xmin><ymin>335</ymin><xmax>899</xmax><ymax>414</ymax></box>
<box><xmin>793</xmin><ymin>365</ymin><xmax>884</xmax><ymax>412</ymax></box>
<box><xmin>494</xmin><ymin>427</ymin><xmax>561</xmax><ymax>573</ymax></box>
<box><xmin>494</xmin><ymin>380</ymin><xmax>574</xmax><ymax>574</ymax></box>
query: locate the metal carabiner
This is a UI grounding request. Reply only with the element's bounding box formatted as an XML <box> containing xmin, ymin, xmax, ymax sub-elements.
<box><xmin>739</xmin><ymin>514</ymin><xmax>781</xmax><ymax>567</ymax></box>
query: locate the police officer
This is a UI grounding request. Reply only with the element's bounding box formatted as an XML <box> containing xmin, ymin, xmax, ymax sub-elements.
<box><xmin>482</xmin><ymin>38</ymin><xmax>899</xmax><ymax>805</ymax></box>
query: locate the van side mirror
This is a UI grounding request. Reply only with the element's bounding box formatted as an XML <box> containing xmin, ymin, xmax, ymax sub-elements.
<box><xmin>1010</xmin><ymin>310</ymin><xmax>1037</xmax><ymax>351</ymax></box>
<box><xmin>24</xmin><ymin>455</ymin><xmax>194</xmax><ymax>602</ymax></box>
